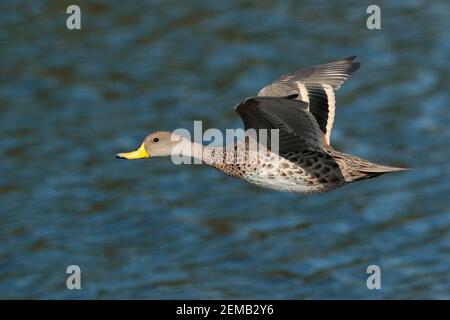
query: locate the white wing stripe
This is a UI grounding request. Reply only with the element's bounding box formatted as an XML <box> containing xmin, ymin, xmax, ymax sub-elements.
<box><xmin>322</xmin><ymin>84</ymin><xmax>335</xmax><ymax>145</ymax></box>
<box><xmin>296</xmin><ymin>81</ymin><xmax>310</xmax><ymax>103</ymax></box>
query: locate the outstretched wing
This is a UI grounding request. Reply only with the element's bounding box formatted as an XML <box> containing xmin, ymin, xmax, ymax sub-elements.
<box><xmin>234</xmin><ymin>96</ymin><xmax>325</xmax><ymax>154</ymax></box>
<box><xmin>257</xmin><ymin>56</ymin><xmax>360</xmax><ymax>145</ymax></box>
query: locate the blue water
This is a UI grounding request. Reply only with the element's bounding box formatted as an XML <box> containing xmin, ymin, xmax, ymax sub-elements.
<box><xmin>0</xmin><ymin>0</ymin><xmax>449</xmax><ymax>299</ymax></box>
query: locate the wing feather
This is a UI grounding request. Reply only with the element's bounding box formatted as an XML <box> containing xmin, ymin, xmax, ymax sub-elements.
<box><xmin>234</xmin><ymin>97</ymin><xmax>325</xmax><ymax>154</ymax></box>
<box><xmin>257</xmin><ymin>56</ymin><xmax>359</xmax><ymax>144</ymax></box>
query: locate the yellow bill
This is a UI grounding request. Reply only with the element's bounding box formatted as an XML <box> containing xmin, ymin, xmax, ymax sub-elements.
<box><xmin>116</xmin><ymin>143</ymin><xmax>149</xmax><ymax>160</ymax></box>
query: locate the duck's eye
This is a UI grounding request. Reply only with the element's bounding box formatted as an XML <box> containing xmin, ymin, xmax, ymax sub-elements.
<box><xmin>153</xmin><ymin>137</ymin><xmax>159</xmax><ymax>143</ymax></box>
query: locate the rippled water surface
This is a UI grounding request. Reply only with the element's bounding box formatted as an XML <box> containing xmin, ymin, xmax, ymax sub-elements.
<box><xmin>0</xmin><ymin>0</ymin><xmax>449</xmax><ymax>299</ymax></box>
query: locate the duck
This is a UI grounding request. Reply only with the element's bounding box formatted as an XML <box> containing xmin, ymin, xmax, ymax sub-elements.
<box><xmin>117</xmin><ymin>56</ymin><xmax>408</xmax><ymax>194</ymax></box>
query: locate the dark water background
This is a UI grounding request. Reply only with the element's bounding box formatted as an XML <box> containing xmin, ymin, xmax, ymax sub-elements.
<box><xmin>0</xmin><ymin>0</ymin><xmax>449</xmax><ymax>299</ymax></box>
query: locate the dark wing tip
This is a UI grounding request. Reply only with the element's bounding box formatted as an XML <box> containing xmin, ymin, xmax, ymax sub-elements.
<box><xmin>350</xmin><ymin>61</ymin><xmax>361</xmax><ymax>74</ymax></box>
<box><xmin>234</xmin><ymin>97</ymin><xmax>258</xmax><ymax>113</ymax></box>
<box><xmin>340</xmin><ymin>55</ymin><xmax>361</xmax><ymax>73</ymax></box>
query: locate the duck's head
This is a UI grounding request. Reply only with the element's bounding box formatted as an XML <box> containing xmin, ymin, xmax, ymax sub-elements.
<box><xmin>116</xmin><ymin>131</ymin><xmax>185</xmax><ymax>160</ymax></box>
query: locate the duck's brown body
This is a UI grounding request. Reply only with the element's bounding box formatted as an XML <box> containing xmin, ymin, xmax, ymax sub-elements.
<box><xmin>203</xmin><ymin>142</ymin><xmax>405</xmax><ymax>194</ymax></box>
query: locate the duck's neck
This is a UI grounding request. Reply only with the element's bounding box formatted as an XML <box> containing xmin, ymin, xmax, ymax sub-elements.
<box><xmin>176</xmin><ymin>139</ymin><xmax>221</xmax><ymax>167</ymax></box>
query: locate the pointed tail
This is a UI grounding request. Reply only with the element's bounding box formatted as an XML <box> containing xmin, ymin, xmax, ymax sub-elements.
<box><xmin>351</xmin><ymin>163</ymin><xmax>410</xmax><ymax>182</ymax></box>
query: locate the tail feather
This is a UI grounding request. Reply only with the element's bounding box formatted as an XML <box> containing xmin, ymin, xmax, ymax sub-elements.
<box><xmin>330</xmin><ymin>149</ymin><xmax>410</xmax><ymax>183</ymax></box>
<box><xmin>352</xmin><ymin>163</ymin><xmax>410</xmax><ymax>182</ymax></box>
<box><xmin>359</xmin><ymin>164</ymin><xmax>410</xmax><ymax>173</ymax></box>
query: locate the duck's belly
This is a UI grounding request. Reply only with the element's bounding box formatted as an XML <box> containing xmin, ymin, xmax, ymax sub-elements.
<box><xmin>243</xmin><ymin>171</ymin><xmax>316</xmax><ymax>193</ymax></box>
